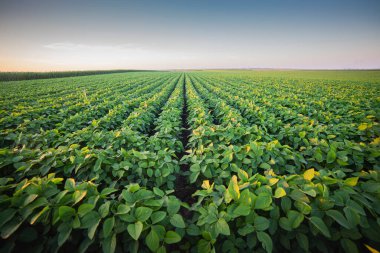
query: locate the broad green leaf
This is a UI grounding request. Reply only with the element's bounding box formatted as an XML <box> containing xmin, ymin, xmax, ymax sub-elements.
<box><xmin>146</xmin><ymin>229</ymin><xmax>160</xmax><ymax>251</ymax></box>
<box><xmin>100</xmin><ymin>188</ymin><xmax>117</xmax><ymax>196</ymax></box>
<box><xmin>344</xmin><ymin>177</ymin><xmax>359</xmax><ymax>187</ymax></box>
<box><xmin>233</xmin><ymin>204</ymin><xmax>251</xmax><ymax>216</ymax></box>
<box><xmin>73</xmin><ymin>190</ymin><xmax>87</xmax><ymax>205</ymax></box>
<box><xmin>326</xmin><ymin>149</ymin><xmax>336</xmax><ymax>163</ymax></box>
<box><xmin>310</xmin><ymin>216</ymin><xmax>331</xmax><ymax>238</ymax></box>
<box><xmin>257</xmin><ymin>231</ymin><xmax>273</xmax><ymax>253</ymax></box>
<box><xmin>58</xmin><ymin>226</ymin><xmax>72</xmax><ymax>247</ymax></box>
<box><xmin>30</xmin><ymin>206</ymin><xmax>49</xmax><ymax>225</ymax></box>
<box><xmin>103</xmin><ymin>217</ymin><xmax>115</xmax><ymax>238</ymax></box>
<box><xmin>0</xmin><ymin>209</ymin><xmax>17</xmax><ymax>227</ymax></box>
<box><xmin>102</xmin><ymin>233</ymin><xmax>117</xmax><ymax>253</ymax></box>
<box><xmin>88</xmin><ymin>220</ymin><xmax>100</xmax><ymax>240</ymax></box>
<box><xmin>128</xmin><ymin>183</ymin><xmax>140</xmax><ymax>193</ymax></box>
<box><xmin>1</xmin><ymin>219</ymin><xmax>23</xmax><ymax>239</ymax></box>
<box><xmin>151</xmin><ymin>211</ymin><xmax>167</xmax><ymax>224</ymax></box>
<box><xmin>216</xmin><ymin>218</ymin><xmax>230</xmax><ymax>235</ymax></box>
<box><xmin>153</xmin><ymin>187</ymin><xmax>164</xmax><ymax>197</ymax></box>
<box><xmin>238</xmin><ymin>169</ymin><xmax>249</xmax><ymax>181</ymax></box>
<box><xmin>296</xmin><ymin>233</ymin><xmax>309</xmax><ymax>252</ymax></box>
<box><xmin>127</xmin><ymin>221</ymin><xmax>143</xmax><ymax>240</ymax></box>
<box><xmin>289</xmin><ymin>189</ymin><xmax>309</xmax><ymax>203</ymax></box>
<box><xmin>254</xmin><ymin>216</ymin><xmax>270</xmax><ymax>231</ymax></box>
<box><xmin>59</xmin><ymin>206</ymin><xmax>76</xmax><ymax>221</ymax></box>
<box><xmin>164</xmin><ymin>231</ymin><xmax>181</xmax><ymax>244</ymax></box>
<box><xmin>259</xmin><ymin>163</ymin><xmax>271</xmax><ymax>170</ymax></box>
<box><xmin>326</xmin><ymin>210</ymin><xmax>351</xmax><ymax>229</ymax></box>
<box><xmin>135</xmin><ymin>207</ymin><xmax>153</xmax><ymax>222</ymax></box>
<box><xmin>157</xmin><ymin>246</ymin><xmax>167</xmax><ymax>253</ymax></box>
<box><xmin>274</xmin><ymin>187</ymin><xmax>286</xmax><ymax>198</ymax></box>
<box><xmin>288</xmin><ymin>210</ymin><xmax>304</xmax><ymax>229</ymax></box>
<box><xmin>340</xmin><ymin>238</ymin><xmax>359</xmax><ymax>253</ymax></box>
<box><xmin>99</xmin><ymin>202</ymin><xmax>110</xmax><ymax>218</ymax></box>
<box><xmin>170</xmin><ymin>214</ymin><xmax>186</xmax><ymax>228</ymax></box>
<box><xmin>167</xmin><ymin>198</ymin><xmax>181</xmax><ymax>216</ymax></box>
<box><xmin>255</xmin><ymin>193</ymin><xmax>272</xmax><ymax>210</ymax></box>
<box><xmin>117</xmin><ymin>204</ymin><xmax>130</xmax><ymax>214</ymax></box>
<box><xmin>65</xmin><ymin>178</ymin><xmax>76</xmax><ymax>191</ymax></box>
<box><xmin>78</xmin><ymin>204</ymin><xmax>94</xmax><ymax>217</ymax></box>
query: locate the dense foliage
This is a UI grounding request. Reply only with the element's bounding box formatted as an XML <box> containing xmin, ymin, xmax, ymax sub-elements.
<box><xmin>0</xmin><ymin>70</ymin><xmax>151</xmax><ymax>82</ymax></box>
<box><xmin>0</xmin><ymin>71</ymin><xmax>379</xmax><ymax>253</ymax></box>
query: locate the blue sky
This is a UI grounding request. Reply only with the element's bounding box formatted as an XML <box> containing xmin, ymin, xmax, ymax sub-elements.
<box><xmin>0</xmin><ymin>0</ymin><xmax>379</xmax><ymax>71</ymax></box>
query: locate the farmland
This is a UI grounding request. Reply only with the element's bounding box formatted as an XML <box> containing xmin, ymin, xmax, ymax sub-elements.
<box><xmin>0</xmin><ymin>70</ymin><xmax>379</xmax><ymax>253</ymax></box>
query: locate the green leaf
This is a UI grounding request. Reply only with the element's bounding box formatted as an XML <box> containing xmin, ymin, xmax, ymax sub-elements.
<box><xmin>88</xmin><ymin>220</ymin><xmax>100</xmax><ymax>240</ymax></box>
<box><xmin>103</xmin><ymin>217</ymin><xmax>115</xmax><ymax>238</ymax></box>
<box><xmin>254</xmin><ymin>193</ymin><xmax>272</xmax><ymax>210</ymax></box>
<box><xmin>0</xmin><ymin>209</ymin><xmax>17</xmax><ymax>227</ymax></box>
<box><xmin>310</xmin><ymin>216</ymin><xmax>331</xmax><ymax>238</ymax></box>
<box><xmin>228</xmin><ymin>175</ymin><xmax>240</xmax><ymax>201</ymax></box>
<box><xmin>157</xmin><ymin>246</ymin><xmax>167</xmax><ymax>253</ymax></box>
<box><xmin>344</xmin><ymin>177</ymin><xmax>359</xmax><ymax>187</ymax></box>
<box><xmin>117</xmin><ymin>204</ymin><xmax>131</xmax><ymax>215</ymax></box>
<box><xmin>153</xmin><ymin>187</ymin><xmax>164</xmax><ymax>197</ymax></box>
<box><xmin>73</xmin><ymin>190</ymin><xmax>87</xmax><ymax>205</ymax></box>
<box><xmin>238</xmin><ymin>169</ymin><xmax>249</xmax><ymax>181</ymax></box>
<box><xmin>340</xmin><ymin>238</ymin><xmax>359</xmax><ymax>253</ymax></box>
<box><xmin>102</xmin><ymin>233</ymin><xmax>117</xmax><ymax>253</ymax></box>
<box><xmin>78</xmin><ymin>204</ymin><xmax>94</xmax><ymax>217</ymax></box>
<box><xmin>327</xmin><ymin>149</ymin><xmax>336</xmax><ymax>163</ymax></box>
<box><xmin>94</xmin><ymin>158</ymin><xmax>102</xmax><ymax>172</ymax></box>
<box><xmin>197</xmin><ymin>239</ymin><xmax>211</xmax><ymax>253</ymax></box>
<box><xmin>128</xmin><ymin>183</ymin><xmax>140</xmax><ymax>193</ymax></box>
<box><xmin>65</xmin><ymin>178</ymin><xmax>76</xmax><ymax>191</ymax></box>
<box><xmin>79</xmin><ymin>238</ymin><xmax>94</xmax><ymax>253</ymax></box>
<box><xmin>30</xmin><ymin>206</ymin><xmax>50</xmax><ymax>225</ymax></box>
<box><xmin>289</xmin><ymin>189</ymin><xmax>309</xmax><ymax>203</ymax></box>
<box><xmin>1</xmin><ymin>219</ymin><xmax>23</xmax><ymax>239</ymax></box>
<box><xmin>233</xmin><ymin>204</ymin><xmax>251</xmax><ymax>216</ymax></box>
<box><xmin>58</xmin><ymin>226</ymin><xmax>72</xmax><ymax>247</ymax></box>
<box><xmin>99</xmin><ymin>202</ymin><xmax>110</xmax><ymax>218</ymax></box>
<box><xmin>288</xmin><ymin>210</ymin><xmax>304</xmax><ymax>229</ymax></box>
<box><xmin>274</xmin><ymin>187</ymin><xmax>286</xmax><ymax>198</ymax></box>
<box><xmin>100</xmin><ymin>188</ymin><xmax>117</xmax><ymax>196</ymax></box>
<box><xmin>127</xmin><ymin>221</ymin><xmax>143</xmax><ymax>240</ymax></box>
<box><xmin>151</xmin><ymin>211</ymin><xmax>167</xmax><ymax>224</ymax></box>
<box><xmin>59</xmin><ymin>206</ymin><xmax>76</xmax><ymax>221</ymax></box>
<box><xmin>254</xmin><ymin>216</ymin><xmax>270</xmax><ymax>231</ymax></box>
<box><xmin>170</xmin><ymin>214</ymin><xmax>186</xmax><ymax>228</ymax></box>
<box><xmin>259</xmin><ymin>163</ymin><xmax>271</xmax><ymax>170</ymax></box>
<box><xmin>135</xmin><ymin>207</ymin><xmax>153</xmax><ymax>222</ymax></box>
<box><xmin>216</xmin><ymin>218</ymin><xmax>230</xmax><ymax>235</ymax></box>
<box><xmin>190</xmin><ymin>172</ymin><xmax>200</xmax><ymax>183</ymax></box>
<box><xmin>326</xmin><ymin>210</ymin><xmax>351</xmax><ymax>229</ymax></box>
<box><xmin>296</xmin><ymin>233</ymin><xmax>309</xmax><ymax>252</ymax></box>
<box><xmin>167</xmin><ymin>198</ymin><xmax>181</xmax><ymax>216</ymax></box>
<box><xmin>164</xmin><ymin>231</ymin><xmax>181</xmax><ymax>244</ymax></box>
<box><xmin>257</xmin><ymin>231</ymin><xmax>273</xmax><ymax>253</ymax></box>
<box><xmin>146</xmin><ymin>229</ymin><xmax>160</xmax><ymax>251</ymax></box>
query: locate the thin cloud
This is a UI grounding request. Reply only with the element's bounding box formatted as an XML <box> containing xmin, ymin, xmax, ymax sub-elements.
<box><xmin>43</xmin><ymin>42</ymin><xmax>142</xmax><ymax>51</ymax></box>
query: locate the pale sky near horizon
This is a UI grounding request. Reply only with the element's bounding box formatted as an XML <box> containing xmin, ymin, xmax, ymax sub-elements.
<box><xmin>0</xmin><ymin>0</ymin><xmax>379</xmax><ymax>71</ymax></box>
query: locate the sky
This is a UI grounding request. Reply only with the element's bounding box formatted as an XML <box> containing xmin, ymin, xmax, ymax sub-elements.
<box><xmin>0</xmin><ymin>0</ymin><xmax>379</xmax><ymax>71</ymax></box>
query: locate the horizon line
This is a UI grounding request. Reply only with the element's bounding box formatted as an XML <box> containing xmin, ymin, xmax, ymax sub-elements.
<box><xmin>1</xmin><ymin>67</ymin><xmax>380</xmax><ymax>73</ymax></box>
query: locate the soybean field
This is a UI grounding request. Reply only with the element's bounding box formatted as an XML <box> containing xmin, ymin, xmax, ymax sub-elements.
<box><xmin>0</xmin><ymin>71</ymin><xmax>379</xmax><ymax>253</ymax></box>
